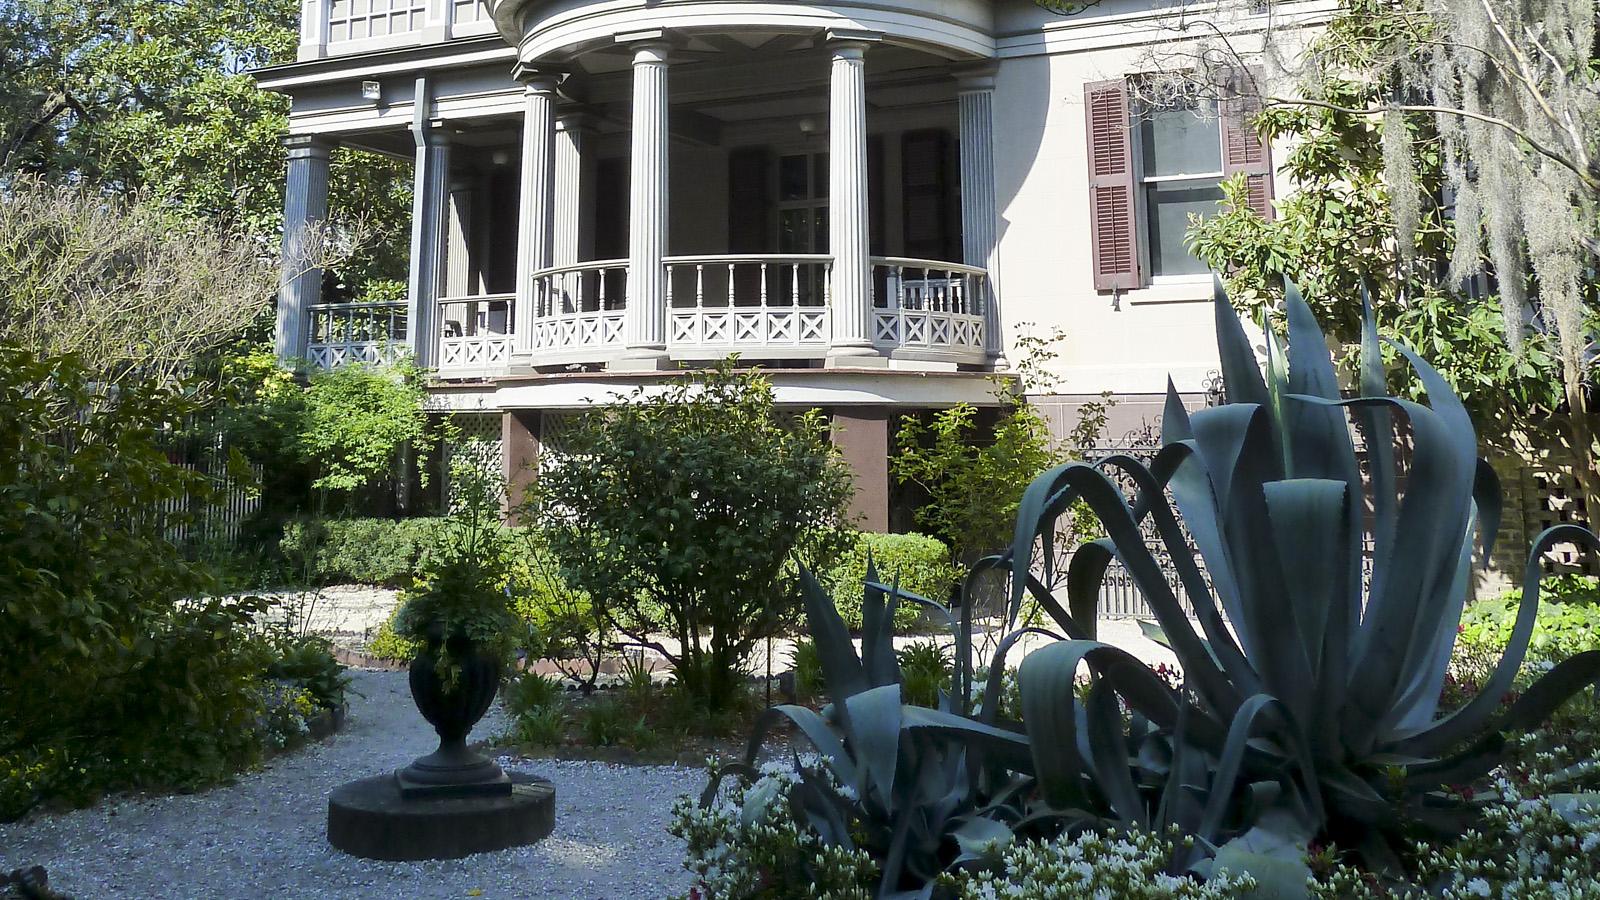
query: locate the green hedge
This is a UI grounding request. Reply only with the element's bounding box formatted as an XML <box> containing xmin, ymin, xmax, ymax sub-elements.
<box><xmin>819</xmin><ymin>532</ymin><xmax>960</xmax><ymax>631</ymax></box>
<box><xmin>280</xmin><ymin>517</ymin><xmax>447</xmax><ymax>586</ymax></box>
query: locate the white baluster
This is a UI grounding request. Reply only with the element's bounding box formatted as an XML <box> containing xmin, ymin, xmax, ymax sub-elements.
<box><xmin>695</xmin><ymin>264</ymin><xmax>705</xmax><ymax>308</ymax></box>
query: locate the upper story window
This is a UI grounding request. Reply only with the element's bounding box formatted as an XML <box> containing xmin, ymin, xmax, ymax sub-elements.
<box><xmin>1084</xmin><ymin>74</ymin><xmax>1274</xmax><ymax>292</ymax></box>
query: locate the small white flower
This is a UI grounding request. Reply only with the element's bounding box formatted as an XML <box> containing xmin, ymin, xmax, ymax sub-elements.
<box><xmin>1465</xmin><ymin>876</ymin><xmax>1492</xmax><ymax>897</ymax></box>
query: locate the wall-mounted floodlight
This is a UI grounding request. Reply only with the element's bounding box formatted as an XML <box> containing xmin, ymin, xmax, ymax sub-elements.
<box><xmin>361</xmin><ymin>80</ymin><xmax>382</xmax><ymax>101</ymax></box>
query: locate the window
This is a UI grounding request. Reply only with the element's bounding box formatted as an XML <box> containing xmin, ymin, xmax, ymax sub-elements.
<box><xmin>1084</xmin><ymin>74</ymin><xmax>1273</xmax><ymax>292</ymax></box>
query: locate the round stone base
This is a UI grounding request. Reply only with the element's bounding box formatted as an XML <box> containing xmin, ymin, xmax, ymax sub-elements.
<box><xmin>327</xmin><ymin>772</ymin><xmax>555</xmax><ymax>861</ymax></box>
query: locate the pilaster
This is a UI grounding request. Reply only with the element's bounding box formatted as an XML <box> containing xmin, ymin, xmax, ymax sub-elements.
<box><xmin>276</xmin><ymin>134</ymin><xmax>335</xmax><ymax>365</ymax></box>
<box><xmin>826</xmin><ymin>33</ymin><xmax>884</xmax><ymax>367</ymax></box>
<box><xmin>958</xmin><ymin>66</ymin><xmax>1005</xmax><ymax>366</ymax></box>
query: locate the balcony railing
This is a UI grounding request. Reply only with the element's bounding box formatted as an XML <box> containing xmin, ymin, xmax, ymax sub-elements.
<box><xmin>667</xmin><ymin>254</ymin><xmax>832</xmax><ymax>358</ymax></box>
<box><xmin>306</xmin><ymin>301</ymin><xmax>408</xmax><ymax>370</ymax></box>
<box><xmin>299</xmin><ymin>0</ymin><xmax>496</xmax><ymax>61</ymax></box>
<box><xmin>870</xmin><ymin>258</ymin><xmax>987</xmax><ymax>359</ymax></box>
<box><xmin>528</xmin><ymin>260</ymin><xmax>629</xmax><ymax>360</ymax></box>
<box><xmin>437</xmin><ymin>292</ymin><xmax>514</xmax><ymax>376</ymax></box>
<box><xmin>418</xmin><ymin>254</ymin><xmax>988</xmax><ymax>376</ymax></box>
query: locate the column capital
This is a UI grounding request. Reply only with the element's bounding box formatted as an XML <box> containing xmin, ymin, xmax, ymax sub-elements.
<box><xmin>556</xmin><ymin>109</ymin><xmax>602</xmax><ymax>133</ymax></box>
<box><xmin>954</xmin><ymin>63</ymin><xmax>998</xmax><ymax>92</ymax></box>
<box><xmin>423</xmin><ymin>119</ymin><xmax>453</xmax><ymax>147</ymax></box>
<box><xmin>282</xmin><ymin>134</ymin><xmax>336</xmax><ymax>159</ymax></box>
<box><xmin>512</xmin><ymin>61</ymin><xmax>565</xmax><ymax>92</ymax></box>
<box><xmin>825</xmin><ymin>29</ymin><xmax>882</xmax><ymax>53</ymax></box>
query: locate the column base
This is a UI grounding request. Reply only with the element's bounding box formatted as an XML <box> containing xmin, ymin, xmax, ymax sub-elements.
<box><xmin>609</xmin><ymin>350</ymin><xmax>673</xmax><ymax>372</ymax></box>
<box><xmin>825</xmin><ymin>346</ymin><xmax>889</xmax><ymax>369</ymax></box>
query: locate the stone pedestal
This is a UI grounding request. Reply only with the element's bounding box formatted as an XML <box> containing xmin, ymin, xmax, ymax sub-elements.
<box><xmin>327</xmin><ymin>772</ymin><xmax>555</xmax><ymax>861</ymax></box>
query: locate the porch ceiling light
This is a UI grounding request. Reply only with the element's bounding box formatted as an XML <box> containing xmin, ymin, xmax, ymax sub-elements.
<box><xmin>797</xmin><ymin>117</ymin><xmax>817</xmax><ymax>134</ymax></box>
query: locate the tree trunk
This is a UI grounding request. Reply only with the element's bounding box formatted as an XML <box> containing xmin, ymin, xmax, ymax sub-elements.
<box><xmin>1564</xmin><ymin>373</ymin><xmax>1598</xmax><ymax>531</ymax></box>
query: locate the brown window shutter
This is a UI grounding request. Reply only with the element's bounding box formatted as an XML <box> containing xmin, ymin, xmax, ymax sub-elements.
<box><xmin>1084</xmin><ymin>79</ymin><xmax>1139</xmax><ymax>291</ymax></box>
<box><xmin>1221</xmin><ymin>68</ymin><xmax>1274</xmax><ymax>220</ymax></box>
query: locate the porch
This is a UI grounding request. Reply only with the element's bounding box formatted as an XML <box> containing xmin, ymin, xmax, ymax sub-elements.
<box><xmin>276</xmin><ymin>12</ymin><xmax>1005</xmax><ymax>378</ymax></box>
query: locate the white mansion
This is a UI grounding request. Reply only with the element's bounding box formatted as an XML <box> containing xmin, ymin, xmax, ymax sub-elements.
<box><xmin>257</xmin><ymin>0</ymin><xmax>1290</xmax><ymax>527</ymax></box>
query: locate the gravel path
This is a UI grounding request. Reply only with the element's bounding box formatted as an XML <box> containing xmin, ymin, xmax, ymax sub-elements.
<box><xmin>1</xmin><ymin>669</ymin><xmax>704</xmax><ymax>900</ymax></box>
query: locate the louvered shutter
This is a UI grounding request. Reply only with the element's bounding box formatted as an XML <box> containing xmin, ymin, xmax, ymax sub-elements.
<box><xmin>1084</xmin><ymin>80</ymin><xmax>1139</xmax><ymax>291</ymax></box>
<box><xmin>1221</xmin><ymin>68</ymin><xmax>1274</xmax><ymax>220</ymax></box>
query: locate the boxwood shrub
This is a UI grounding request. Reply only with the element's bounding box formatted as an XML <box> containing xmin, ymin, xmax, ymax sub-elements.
<box><xmin>818</xmin><ymin>532</ymin><xmax>960</xmax><ymax>631</ymax></box>
<box><xmin>280</xmin><ymin>517</ymin><xmax>447</xmax><ymax>586</ymax></box>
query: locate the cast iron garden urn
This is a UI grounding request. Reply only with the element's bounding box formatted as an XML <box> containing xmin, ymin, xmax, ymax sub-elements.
<box><xmin>397</xmin><ymin>625</ymin><xmax>510</xmax><ymax>797</ymax></box>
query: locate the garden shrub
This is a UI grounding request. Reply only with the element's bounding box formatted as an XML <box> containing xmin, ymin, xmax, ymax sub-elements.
<box><xmin>896</xmin><ymin>640</ymin><xmax>952</xmax><ymax>709</ymax></box>
<box><xmin>1459</xmin><ymin>574</ymin><xmax>1600</xmax><ymax>662</ymax></box>
<box><xmin>533</xmin><ymin>362</ymin><xmax>853</xmax><ymax>711</ymax></box>
<box><xmin>818</xmin><ymin>532</ymin><xmax>959</xmax><ymax>630</ymax></box>
<box><xmin>279</xmin><ymin>516</ymin><xmax>447</xmax><ymax>586</ymax></box>
<box><xmin>0</xmin><ymin>345</ymin><xmax>272</xmax><ymax>821</ymax></box>
<box><xmin>366</xmin><ymin>607</ymin><xmax>420</xmax><ymax>663</ymax></box>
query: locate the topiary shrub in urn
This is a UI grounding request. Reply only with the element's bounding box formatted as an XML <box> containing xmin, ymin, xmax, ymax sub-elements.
<box><xmin>391</xmin><ymin>455</ymin><xmax>519</xmax><ymax>796</ymax></box>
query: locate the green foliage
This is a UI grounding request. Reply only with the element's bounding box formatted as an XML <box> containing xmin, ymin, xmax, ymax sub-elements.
<box><xmin>0</xmin><ymin>343</ymin><xmax>275</xmax><ymax>820</ymax></box>
<box><xmin>260</xmin><ymin>632</ymin><xmax>349</xmax><ymax>712</ymax></box>
<box><xmin>503</xmin><ymin>672</ymin><xmax>565</xmax><ymax>718</ymax></box>
<box><xmin>891</xmin><ymin>388</ymin><xmax>1112</xmax><ymax>565</ymax></box>
<box><xmin>510</xmin><ymin>703</ymin><xmax>568</xmax><ymax>748</ymax></box>
<box><xmin>819</xmin><ymin>532</ymin><xmax>960</xmax><ymax>630</ymax></box>
<box><xmin>533</xmin><ymin>361</ymin><xmax>854</xmax><ymax>711</ymax></box>
<box><xmin>299</xmin><ymin>360</ymin><xmax>428</xmax><ymax>499</ymax></box>
<box><xmin>365</xmin><ymin>608</ymin><xmax>420</xmax><ymax>663</ymax></box>
<box><xmin>279</xmin><ymin>517</ymin><xmax>447</xmax><ymax>587</ymax></box>
<box><xmin>577</xmin><ymin>698</ymin><xmax>641</xmax><ymax>748</ymax></box>
<box><xmin>1460</xmin><ymin>576</ymin><xmax>1600</xmax><ymax>662</ymax></box>
<box><xmin>392</xmin><ymin>459</ymin><xmax>519</xmax><ymax>671</ymax></box>
<box><xmin>896</xmin><ymin>640</ymin><xmax>953</xmax><ymax>709</ymax></box>
<box><xmin>510</xmin><ymin>529</ymin><xmax>609</xmax><ymax>691</ymax></box>
<box><xmin>892</xmin><ymin>404</ymin><xmax>1063</xmax><ymax>564</ymax></box>
<box><xmin>789</xmin><ymin>638</ymin><xmax>825</xmax><ymax>702</ymax></box>
<box><xmin>1183</xmin><ymin>81</ymin><xmax>1567</xmax><ymax>451</ymax></box>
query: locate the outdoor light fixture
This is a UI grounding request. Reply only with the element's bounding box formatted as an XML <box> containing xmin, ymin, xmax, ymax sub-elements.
<box><xmin>361</xmin><ymin>80</ymin><xmax>382</xmax><ymax>101</ymax></box>
<box><xmin>797</xmin><ymin>117</ymin><xmax>817</xmax><ymax>134</ymax></box>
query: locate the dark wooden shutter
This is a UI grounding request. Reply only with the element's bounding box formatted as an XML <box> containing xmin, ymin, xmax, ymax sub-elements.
<box><xmin>1221</xmin><ymin>68</ymin><xmax>1274</xmax><ymax>220</ymax></box>
<box><xmin>1084</xmin><ymin>79</ymin><xmax>1139</xmax><ymax>291</ymax></box>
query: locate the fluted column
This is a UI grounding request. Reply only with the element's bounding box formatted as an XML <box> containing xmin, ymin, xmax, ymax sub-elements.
<box><xmin>408</xmin><ymin>119</ymin><xmax>451</xmax><ymax>369</ymax></box>
<box><xmin>826</xmin><ymin>34</ymin><xmax>882</xmax><ymax>365</ymax></box>
<box><xmin>513</xmin><ymin>66</ymin><xmax>559</xmax><ymax>357</ymax></box>
<box><xmin>958</xmin><ymin>67</ymin><xmax>1005</xmax><ymax>365</ymax></box>
<box><xmin>276</xmin><ymin>135</ymin><xmax>334</xmax><ymax>365</ymax></box>
<box><xmin>554</xmin><ymin>112</ymin><xmax>598</xmax><ymax>268</ymax></box>
<box><xmin>619</xmin><ymin>39</ymin><xmax>671</xmax><ymax>366</ymax></box>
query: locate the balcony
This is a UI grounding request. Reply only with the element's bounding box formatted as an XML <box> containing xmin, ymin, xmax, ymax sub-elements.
<box><xmin>306</xmin><ymin>301</ymin><xmax>409</xmax><ymax>370</ymax></box>
<box><xmin>297</xmin><ymin>0</ymin><xmax>497</xmax><ymax>61</ymax></box>
<box><xmin>430</xmin><ymin>254</ymin><xmax>988</xmax><ymax>378</ymax></box>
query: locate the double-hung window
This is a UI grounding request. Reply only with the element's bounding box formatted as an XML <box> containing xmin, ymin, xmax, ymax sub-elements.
<box><xmin>1084</xmin><ymin>73</ymin><xmax>1274</xmax><ymax>292</ymax></box>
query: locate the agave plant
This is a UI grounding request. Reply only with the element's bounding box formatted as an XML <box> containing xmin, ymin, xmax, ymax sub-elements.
<box><xmin>1006</xmin><ymin>281</ymin><xmax>1600</xmax><ymax>877</ymax></box>
<box><xmin>697</xmin><ymin>281</ymin><xmax>1600</xmax><ymax>898</ymax></box>
<box><xmin>706</xmin><ymin>559</ymin><xmax>1040</xmax><ymax>899</ymax></box>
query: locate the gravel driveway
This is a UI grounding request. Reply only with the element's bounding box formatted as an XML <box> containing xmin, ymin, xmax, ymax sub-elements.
<box><xmin>1</xmin><ymin>669</ymin><xmax>704</xmax><ymax>900</ymax></box>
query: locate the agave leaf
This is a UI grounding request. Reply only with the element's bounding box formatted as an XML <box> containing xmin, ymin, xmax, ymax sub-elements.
<box><xmin>799</xmin><ymin>567</ymin><xmax>867</xmax><ymax>700</ymax></box>
<box><xmin>1106</xmin><ymin>447</ymin><xmax>1260</xmax><ymax>696</ymax></box>
<box><xmin>843</xmin><ymin>684</ymin><xmax>903</xmax><ymax>807</ymax></box>
<box><xmin>1396</xmin><ymin>524</ymin><xmax>1600</xmax><ymax>757</ymax></box>
<box><xmin>1199</xmin><ymin>694</ymin><xmax>1325</xmax><ymax>845</ymax></box>
<box><xmin>1385</xmin><ymin>510</ymin><xmax>1475</xmax><ymax>734</ymax></box>
<box><xmin>700</xmin><ymin>761</ymin><xmax>759</xmax><ymax>807</ymax></box>
<box><xmin>1356</xmin><ymin>290</ymin><xmax>1397</xmax><ymax>578</ymax></box>
<box><xmin>1213</xmin><ymin>276</ymin><xmax>1269</xmax><ymax>409</ymax></box>
<box><xmin>741</xmin><ymin>776</ymin><xmax>784</xmax><ymax>831</ymax></box>
<box><xmin>1022</xmin><ymin>570</ymin><xmax>1093</xmax><ymax>643</ymax></box>
<box><xmin>1065</xmin><ymin>539</ymin><xmax>1113</xmax><ymax>641</ymax></box>
<box><xmin>794</xmin><ymin>763</ymin><xmax>859</xmax><ymax>849</ymax></box>
<box><xmin>1261</xmin><ymin>478</ymin><xmax>1349</xmax><ymax>731</ymax></box>
<box><xmin>899</xmin><ymin>705</ymin><xmax>1035</xmax><ymax>772</ymax></box>
<box><xmin>743</xmin><ymin>704</ymin><xmax>858</xmax><ymax>788</ymax></box>
<box><xmin>1264</xmin><ymin>319</ymin><xmax>1293</xmax><ymax>475</ymax></box>
<box><xmin>1210</xmin><ymin>818</ymin><xmax>1313</xmax><ymax>900</ymax></box>
<box><xmin>861</xmin><ymin>558</ymin><xmax>901</xmax><ymax>689</ymax></box>
<box><xmin>865</xmin><ymin>581</ymin><xmax>956</xmax><ymax>634</ymax></box>
<box><xmin>1087</xmin><ymin>676</ymin><xmax>1148</xmax><ymax>830</ymax></box>
<box><xmin>950</xmin><ymin>816</ymin><xmax>1014</xmax><ymax>862</ymax></box>
<box><xmin>1017</xmin><ymin>641</ymin><xmax>1094</xmax><ymax>810</ymax></box>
